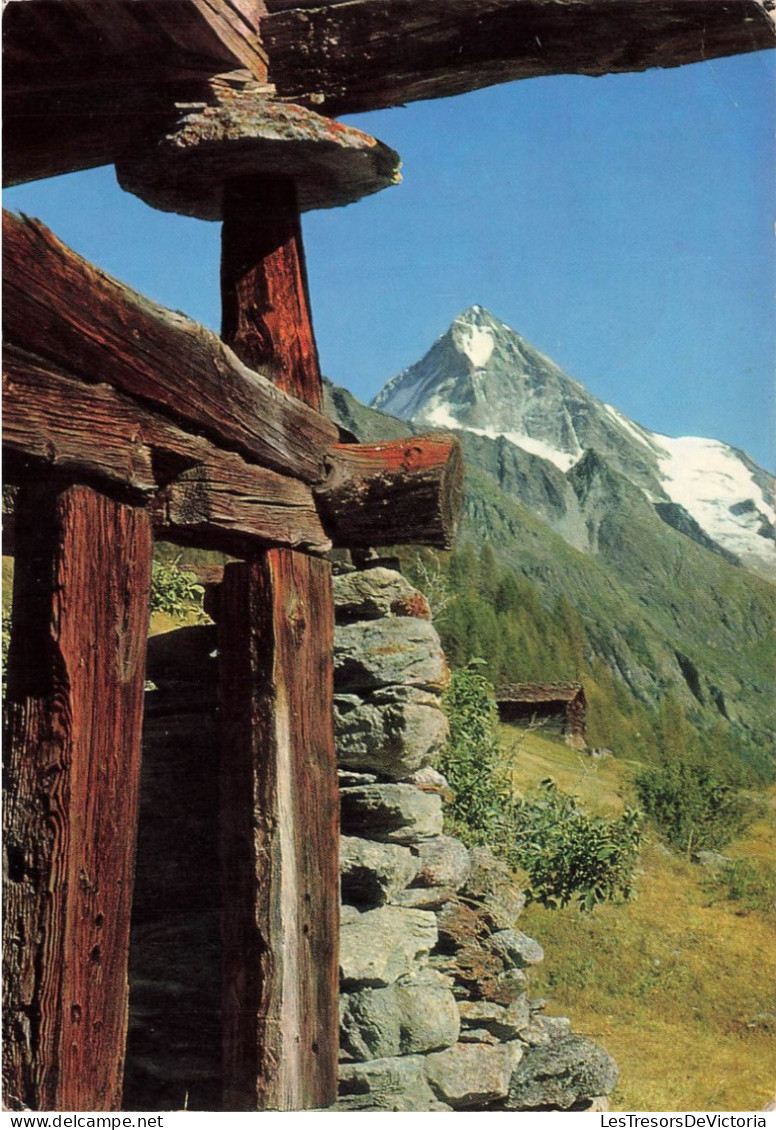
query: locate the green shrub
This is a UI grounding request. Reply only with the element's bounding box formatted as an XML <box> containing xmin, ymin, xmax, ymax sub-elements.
<box><xmin>512</xmin><ymin>779</ymin><xmax>643</xmax><ymax>912</ymax></box>
<box><xmin>635</xmin><ymin>759</ymin><xmax>752</xmax><ymax>855</ymax></box>
<box><xmin>150</xmin><ymin>557</ymin><xmax>206</xmax><ymax>620</ymax></box>
<box><xmin>439</xmin><ymin>661</ymin><xmax>512</xmax><ymax>846</ymax></box>
<box><xmin>441</xmin><ymin>663</ymin><xmax>643</xmax><ymax>910</ymax></box>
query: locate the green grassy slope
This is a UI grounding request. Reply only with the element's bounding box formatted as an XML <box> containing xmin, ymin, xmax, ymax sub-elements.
<box><xmin>504</xmin><ymin>726</ymin><xmax>776</xmax><ymax>1112</ymax></box>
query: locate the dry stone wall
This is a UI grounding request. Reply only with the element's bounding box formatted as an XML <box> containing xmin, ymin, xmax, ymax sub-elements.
<box><xmin>331</xmin><ymin>565</ymin><xmax>617</xmax><ymax>1112</ymax></box>
<box><xmin>125</xmin><ymin>564</ymin><xmax>618</xmax><ymax>1111</ymax></box>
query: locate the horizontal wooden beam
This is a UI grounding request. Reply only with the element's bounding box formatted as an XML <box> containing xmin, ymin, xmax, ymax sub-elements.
<box><xmin>262</xmin><ymin>0</ymin><xmax>776</xmax><ymax>115</ymax></box>
<box><xmin>3</xmin><ymin>348</ymin><xmax>331</xmax><ymax>556</ymax></box>
<box><xmin>2</xmin><ymin>1</ymin><xmax>269</xmax><ymax>185</ymax></box>
<box><xmin>2</xmin><ymin>211</ymin><xmax>339</xmax><ymax>486</ymax></box>
<box><xmin>4</xmin><ymin>350</ymin><xmax>463</xmax><ymax>554</ymax></box>
<box><xmin>315</xmin><ymin>434</ymin><xmax>464</xmax><ymax>549</ymax></box>
<box><xmin>3</xmin><ymin>0</ymin><xmax>268</xmax><ymax>88</ymax></box>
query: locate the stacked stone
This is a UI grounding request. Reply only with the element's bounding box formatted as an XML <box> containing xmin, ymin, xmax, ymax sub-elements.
<box><xmin>332</xmin><ymin>566</ymin><xmax>618</xmax><ymax>1112</ymax></box>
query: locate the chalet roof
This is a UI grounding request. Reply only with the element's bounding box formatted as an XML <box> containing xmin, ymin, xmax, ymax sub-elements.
<box><xmin>497</xmin><ymin>681</ymin><xmax>585</xmax><ymax>705</ymax></box>
<box><xmin>4</xmin><ymin>0</ymin><xmax>774</xmax><ymax>188</ymax></box>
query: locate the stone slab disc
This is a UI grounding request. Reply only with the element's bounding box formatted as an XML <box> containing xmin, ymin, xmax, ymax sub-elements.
<box><xmin>116</xmin><ymin>84</ymin><xmax>402</xmax><ymax>220</ymax></box>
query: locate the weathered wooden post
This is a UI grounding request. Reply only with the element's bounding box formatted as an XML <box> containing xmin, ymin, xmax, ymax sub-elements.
<box><xmin>3</xmin><ymin>485</ymin><xmax>152</xmax><ymax>1111</ymax></box>
<box><xmin>117</xmin><ymin>82</ymin><xmax>402</xmax><ymax>1110</ymax></box>
<box><xmin>218</xmin><ymin>176</ymin><xmax>339</xmax><ymax>1111</ymax></box>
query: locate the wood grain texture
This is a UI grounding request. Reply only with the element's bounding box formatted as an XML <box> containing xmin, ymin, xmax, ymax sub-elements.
<box><xmin>262</xmin><ymin>0</ymin><xmax>776</xmax><ymax>114</ymax></box>
<box><xmin>3</xmin><ymin>0</ymin><xmax>268</xmax><ymax>186</ymax></box>
<box><xmin>221</xmin><ymin>177</ymin><xmax>323</xmax><ymax>409</ymax></box>
<box><xmin>218</xmin><ymin>174</ymin><xmax>339</xmax><ymax>1110</ymax></box>
<box><xmin>218</xmin><ymin>553</ymin><xmax>338</xmax><ymax>1110</ymax></box>
<box><xmin>2</xmin><ymin>211</ymin><xmax>338</xmax><ymax>484</ymax></box>
<box><xmin>2</xmin><ymin>484</ymin><xmax>152</xmax><ymax>1111</ymax></box>
<box><xmin>315</xmin><ymin>433</ymin><xmax>464</xmax><ymax>549</ymax></box>
<box><xmin>3</xmin><ymin>348</ymin><xmax>331</xmax><ymax>555</ymax></box>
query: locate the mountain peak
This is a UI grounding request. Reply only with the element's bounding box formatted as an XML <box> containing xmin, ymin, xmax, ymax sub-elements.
<box><xmin>371</xmin><ymin>311</ymin><xmax>776</xmax><ymax>579</ymax></box>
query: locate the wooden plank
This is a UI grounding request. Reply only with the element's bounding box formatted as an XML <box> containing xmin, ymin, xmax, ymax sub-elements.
<box><xmin>221</xmin><ymin>177</ymin><xmax>323</xmax><ymax>409</ymax></box>
<box><xmin>2</xmin><ymin>348</ymin><xmax>331</xmax><ymax>555</ymax></box>
<box><xmin>219</xmin><ymin>175</ymin><xmax>339</xmax><ymax>1110</ymax></box>
<box><xmin>261</xmin><ymin>0</ymin><xmax>776</xmax><ymax>115</ymax></box>
<box><xmin>218</xmin><ymin>553</ymin><xmax>338</xmax><ymax>1110</ymax></box>
<box><xmin>316</xmin><ymin>433</ymin><xmax>464</xmax><ymax>549</ymax></box>
<box><xmin>2</xmin><ymin>210</ymin><xmax>339</xmax><ymax>485</ymax></box>
<box><xmin>2</xmin><ymin>0</ymin><xmax>267</xmax><ymax>186</ymax></box>
<box><xmin>2</xmin><ymin>484</ymin><xmax>152</xmax><ymax>1111</ymax></box>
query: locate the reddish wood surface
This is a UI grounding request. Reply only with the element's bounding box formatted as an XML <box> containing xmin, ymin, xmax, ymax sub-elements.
<box><xmin>316</xmin><ymin>433</ymin><xmax>464</xmax><ymax>548</ymax></box>
<box><xmin>219</xmin><ymin>176</ymin><xmax>339</xmax><ymax>1110</ymax></box>
<box><xmin>221</xmin><ymin>177</ymin><xmax>323</xmax><ymax>411</ymax></box>
<box><xmin>3</xmin><ymin>348</ymin><xmax>330</xmax><ymax>556</ymax></box>
<box><xmin>218</xmin><ymin>553</ymin><xmax>338</xmax><ymax>1110</ymax></box>
<box><xmin>2</xmin><ymin>210</ymin><xmax>338</xmax><ymax>484</ymax></box>
<box><xmin>2</xmin><ymin>485</ymin><xmax>152</xmax><ymax>1111</ymax></box>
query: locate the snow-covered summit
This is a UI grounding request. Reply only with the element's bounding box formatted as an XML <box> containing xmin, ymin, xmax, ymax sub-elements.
<box><xmin>372</xmin><ymin>306</ymin><xmax>775</xmax><ymax>578</ymax></box>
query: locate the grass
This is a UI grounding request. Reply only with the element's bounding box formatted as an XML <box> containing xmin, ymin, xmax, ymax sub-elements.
<box><xmin>502</xmin><ymin>724</ymin><xmax>776</xmax><ymax>1113</ymax></box>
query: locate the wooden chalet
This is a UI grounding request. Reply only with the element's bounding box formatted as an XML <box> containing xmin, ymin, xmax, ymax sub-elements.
<box><xmin>498</xmin><ymin>682</ymin><xmax>587</xmax><ymax>748</ymax></box>
<box><xmin>2</xmin><ymin>0</ymin><xmax>773</xmax><ymax>1114</ymax></box>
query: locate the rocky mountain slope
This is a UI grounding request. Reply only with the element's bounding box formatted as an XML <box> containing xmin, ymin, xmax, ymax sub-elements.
<box><xmin>322</xmin><ymin>310</ymin><xmax>776</xmax><ymax>768</ymax></box>
<box><xmin>373</xmin><ymin>306</ymin><xmax>775</xmax><ymax>579</ymax></box>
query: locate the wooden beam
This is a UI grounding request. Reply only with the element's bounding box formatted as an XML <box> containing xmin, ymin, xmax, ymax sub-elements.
<box><xmin>261</xmin><ymin>0</ymin><xmax>776</xmax><ymax>115</ymax></box>
<box><xmin>316</xmin><ymin>434</ymin><xmax>464</xmax><ymax>549</ymax></box>
<box><xmin>2</xmin><ymin>210</ymin><xmax>339</xmax><ymax>485</ymax></box>
<box><xmin>3</xmin><ymin>1</ymin><xmax>268</xmax><ymax>87</ymax></box>
<box><xmin>218</xmin><ymin>173</ymin><xmax>339</xmax><ymax>1110</ymax></box>
<box><xmin>2</xmin><ymin>484</ymin><xmax>152</xmax><ymax>1111</ymax></box>
<box><xmin>2</xmin><ymin>348</ymin><xmax>331</xmax><ymax>556</ymax></box>
<box><xmin>2</xmin><ymin>0</ymin><xmax>269</xmax><ymax>185</ymax></box>
<box><xmin>218</xmin><ymin>553</ymin><xmax>338</xmax><ymax>1111</ymax></box>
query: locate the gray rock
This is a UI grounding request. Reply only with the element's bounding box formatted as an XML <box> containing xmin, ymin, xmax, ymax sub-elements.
<box><xmin>339</xmin><ymin>1055</ymin><xmax>445</xmax><ymax>1111</ymax></box>
<box><xmin>333</xmin><ymin>568</ymin><xmax>431</xmax><ymax>621</ymax></box>
<box><xmin>339</xmin><ymin>907</ymin><xmax>438</xmax><ymax>987</ymax></box>
<box><xmin>396</xmin><ymin>979</ymin><xmax>461</xmax><ymax>1055</ymax></box>
<box><xmin>425</xmin><ymin>1042</ymin><xmax>523</xmax><ymax>1109</ymax></box>
<box><xmin>406</xmin><ymin>765</ymin><xmax>451</xmax><ymax>791</ymax></box>
<box><xmin>334</xmin><ymin>617</ymin><xmax>449</xmax><ymax>693</ymax></box>
<box><xmin>505</xmin><ymin>1035</ymin><xmax>619</xmax><ymax>1110</ymax></box>
<box><xmin>489</xmin><ymin>929</ymin><xmax>544</xmax><ymax>968</ymax></box>
<box><xmin>459</xmin><ymin>1029</ymin><xmax>499</xmax><ymax>1045</ymax></box>
<box><xmin>458</xmin><ymin>995</ymin><xmax>531</xmax><ymax>1039</ymax></box>
<box><xmin>334</xmin><ymin>688</ymin><xmax>448</xmax><ymax>779</ymax></box>
<box><xmin>340</xmin><ymin>836</ymin><xmax>418</xmax><ymax>906</ymax></box>
<box><xmin>341</xmin><ymin>905</ymin><xmax>362</xmax><ymax>926</ymax></box>
<box><xmin>391</xmin><ymin>886</ymin><xmax>457</xmax><ymax>910</ymax></box>
<box><xmin>340</xmin><ymin>784</ymin><xmax>444</xmax><ymax>843</ymax></box>
<box><xmin>340</xmin><ymin>987</ymin><xmax>402</xmax><ymax>1061</ymax></box>
<box><xmin>338</xmin><ymin>767</ymin><xmax>379</xmax><ymax>787</ymax></box>
<box><xmin>518</xmin><ymin>1016</ymin><xmax>573</xmax><ymax>1048</ymax></box>
<box><xmin>412</xmin><ymin>835</ymin><xmax>471</xmax><ymax>890</ymax></box>
<box><xmin>692</xmin><ymin>850</ymin><xmax>730</xmax><ymax>872</ymax></box>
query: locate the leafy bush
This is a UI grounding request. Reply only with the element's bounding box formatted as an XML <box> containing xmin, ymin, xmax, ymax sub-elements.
<box><xmin>635</xmin><ymin>759</ymin><xmax>751</xmax><ymax>855</ymax></box>
<box><xmin>439</xmin><ymin>661</ymin><xmax>512</xmax><ymax>846</ymax></box>
<box><xmin>441</xmin><ymin>663</ymin><xmax>643</xmax><ymax>910</ymax></box>
<box><xmin>150</xmin><ymin>557</ymin><xmax>206</xmax><ymax>620</ymax></box>
<box><xmin>512</xmin><ymin>780</ymin><xmax>643</xmax><ymax>912</ymax></box>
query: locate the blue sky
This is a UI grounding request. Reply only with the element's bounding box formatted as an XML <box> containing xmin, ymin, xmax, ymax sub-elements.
<box><xmin>5</xmin><ymin>51</ymin><xmax>774</xmax><ymax>470</ymax></box>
